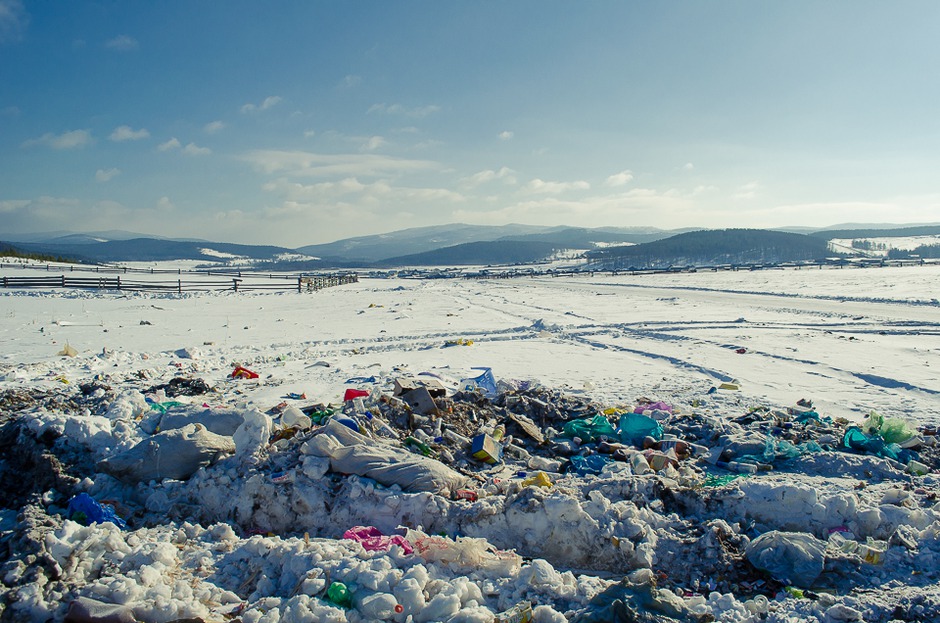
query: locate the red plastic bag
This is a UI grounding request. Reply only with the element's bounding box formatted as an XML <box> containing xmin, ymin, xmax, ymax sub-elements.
<box><xmin>343</xmin><ymin>388</ymin><xmax>370</xmax><ymax>402</ymax></box>
<box><xmin>231</xmin><ymin>366</ymin><xmax>259</xmax><ymax>379</ymax></box>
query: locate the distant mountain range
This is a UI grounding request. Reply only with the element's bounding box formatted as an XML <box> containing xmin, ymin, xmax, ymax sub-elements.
<box><xmin>2</xmin><ymin>223</ymin><xmax>939</xmax><ymax>269</ymax></box>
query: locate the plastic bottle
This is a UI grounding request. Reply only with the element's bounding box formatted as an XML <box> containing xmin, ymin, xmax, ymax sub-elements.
<box><xmin>492</xmin><ymin>424</ymin><xmax>506</xmax><ymax>441</ymax></box>
<box><xmin>371</xmin><ymin>414</ymin><xmax>399</xmax><ymax>440</ymax></box>
<box><xmin>326</xmin><ymin>581</ymin><xmax>353</xmax><ymax>608</ymax></box>
<box><xmin>443</xmin><ymin>429</ymin><xmax>471</xmax><ymax>447</ymax></box>
<box><xmin>719</xmin><ymin>461</ymin><xmax>758</xmax><ymax>474</ymax></box>
<box><xmin>404</xmin><ymin>436</ymin><xmax>436</xmax><ymax>457</ymax></box>
<box><xmin>504</xmin><ymin>443</ymin><xmax>531</xmax><ymax>460</ymax></box>
<box><xmin>630</xmin><ymin>452</ymin><xmax>650</xmax><ymax>475</ymax></box>
<box><xmin>413</xmin><ymin>428</ymin><xmax>432</xmax><ymax>443</ymax></box>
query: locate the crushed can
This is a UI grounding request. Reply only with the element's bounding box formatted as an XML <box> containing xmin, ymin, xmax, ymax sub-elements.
<box><xmin>454</xmin><ymin>489</ymin><xmax>478</xmax><ymax>502</ymax></box>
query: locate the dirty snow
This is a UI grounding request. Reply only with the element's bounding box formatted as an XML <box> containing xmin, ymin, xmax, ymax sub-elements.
<box><xmin>1</xmin><ymin>262</ymin><xmax>939</xmax><ymax>623</ymax></box>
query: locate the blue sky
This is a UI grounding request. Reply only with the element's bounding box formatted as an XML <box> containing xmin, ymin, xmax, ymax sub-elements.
<box><xmin>2</xmin><ymin>1</ymin><xmax>939</xmax><ymax>247</ymax></box>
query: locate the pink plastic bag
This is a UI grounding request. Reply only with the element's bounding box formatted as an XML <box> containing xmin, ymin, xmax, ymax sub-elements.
<box><xmin>342</xmin><ymin>526</ymin><xmax>413</xmax><ymax>554</ymax></box>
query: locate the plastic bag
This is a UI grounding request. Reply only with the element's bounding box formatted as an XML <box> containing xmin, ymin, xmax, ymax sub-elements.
<box><xmin>862</xmin><ymin>411</ymin><xmax>917</xmax><ymax>445</ymax></box>
<box><xmin>561</xmin><ymin>414</ymin><xmax>617</xmax><ymax>443</ymax></box>
<box><xmin>745</xmin><ymin>530</ymin><xmax>826</xmax><ymax>588</ymax></box>
<box><xmin>458</xmin><ymin>367</ymin><xmax>498</xmax><ymax>397</ymax></box>
<box><xmin>569</xmin><ymin>454</ymin><xmax>611</xmax><ymax>476</ymax></box>
<box><xmin>343</xmin><ymin>526</ymin><xmax>413</xmax><ymax>554</ymax></box>
<box><xmin>67</xmin><ymin>493</ymin><xmax>127</xmax><ymax>529</ymax></box>
<box><xmin>616</xmin><ymin>413</ymin><xmax>662</xmax><ymax>446</ymax></box>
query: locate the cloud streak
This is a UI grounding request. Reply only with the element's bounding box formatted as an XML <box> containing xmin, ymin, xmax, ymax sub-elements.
<box><xmin>182</xmin><ymin>142</ymin><xmax>211</xmax><ymax>156</ymax></box>
<box><xmin>95</xmin><ymin>168</ymin><xmax>120</xmax><ymax>183</ymax></box>
<box><xmin>242</xmin><ymin>149</ymin><xmax>437</xmax><ymax>178</ymax></box>
<box><xmin>605</xmin><ymin>170</ymin><xmax>634</xmax><ymax>187</ymax></box>
<box><xmin>0</xmin><ymin>0</ymin><xmax>28</xmax><ymax>44</ymax></box>
<box><xmin>204</xmin><ymin>120</ymin><xmax>225</xmax><ymax>134</ymax></box>
<box><xmin>241</xmin><ymin>96</ymin><xmax>282</xmax><ymax>113</ymax></box>
<box><xmin>109</xmin><ymin>125</ymin><xmax>149</xmax><ymax>141</ymax></box>
<box><xmin>368</xmin><ymin>103</ymin><xmax>441</xmax><ymax>118</ymax></box>
<box><xmin>460</xmin><ymin>167</ymin><xmax>517</xmax><ymax>188</ymax></box>
<box><xmin>22</xmin><ymin>129</ymin><xmax>93</xmax><ymax>150</ymax></box>
<box><xmin>105</xmin><ymin>34</ymin><xmax>138</xmax><ymax>51</ymax></box>
<box><xmin>157</xmin><ymin>138</ymin><xmax>181</xmax><ymax>152</ymax></box>
<box><xmin>525</xmin><ymin>178</ymin><xmax>590</xmax><ymax>194</ymax></box>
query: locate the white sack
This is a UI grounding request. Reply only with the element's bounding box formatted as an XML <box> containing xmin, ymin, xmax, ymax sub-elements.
<box><xmin>97</xmin><ymin>423</ymin><xmax>235</xmax><ymax>483</ymax></box>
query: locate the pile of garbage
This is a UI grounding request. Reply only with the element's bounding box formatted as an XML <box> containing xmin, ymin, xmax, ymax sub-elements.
<box><xmin>1</xmin><ymin>366</ymin><xmax>939</xmax><ymax>622</ymax></box>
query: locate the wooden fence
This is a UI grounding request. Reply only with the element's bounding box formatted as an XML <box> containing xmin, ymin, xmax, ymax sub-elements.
<box><xmin>0</xmin><ymin>273</ymin><xmax>358</xmax><ymax>294</ymax></box>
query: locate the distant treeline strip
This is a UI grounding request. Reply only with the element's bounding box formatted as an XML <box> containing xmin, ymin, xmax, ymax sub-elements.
<box><xmin>0</xmin><ymin>273</ymin><xmax>358</xmax><ymax>293</ymax></box>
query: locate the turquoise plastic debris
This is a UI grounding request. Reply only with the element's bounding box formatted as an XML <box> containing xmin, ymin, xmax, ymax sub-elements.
<box><xmin>738</xmin><ymin>436</ymin><xmax>823</xmax><ymax>465</ymax></box>
<box><xmin>146</xmin><ymin>399</ymin><xmax>185</xmax><ymax>414</ymax></box>
<box><xmin>569</xmin><ymin>454</ymin><xmax>612</xmax><ymax>476</ymax></box>
<box><xmin>616</xmin><ymin>413</ymin><xmax>663</xmax><ymax>446</ymax></box>
<box><xmin>841</xmin><ymin>426</ymin><xmax>914</xmax><ymax>462</ymax></box>
<box><xmin>561</xmin><ymin>414</ymin><xmax>617</xmax><ymax>443</ymax></box>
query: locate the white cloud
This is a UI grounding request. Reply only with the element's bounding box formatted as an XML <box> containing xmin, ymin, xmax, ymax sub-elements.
<box><xmin>460</xmin><ymin>167</ymin><xmax>517</xmax><ymax>188</ymax></box>
<box><xmin>303</xmin><ymin>129</ymin><xmax>316</xmax><ymax>139</ymax></box>
<box><xmin>156</xmin><ymin>196</ymin><xmax>175</xmax><ymax>211</ymax></box>
<box><xmin>182</xmin><ymin>142</ymin><xmax>211</xmax><ymax>156</ymax></box>
<box><xmin>0</xmin><ymin>199</ymin><xmax>29</xmax><ymax>213</ymax></box>
<box><xmin>243</xmin><ymin>150</ymin><xmax>436</xmax><ymax>179</ymax></box>
<box><xmin>683</xmin><ymin>162</ymin><xmax>694</xmax><ymax>171</ymax></box>
<box><xmin>605</xmin><ymin>170</ymin><xmax>634</xmax><ymax>187</ymax></box>
<box><xmin>498</xmin><ymin>131</ymin><xmax>514</xmax><ymax>141</ymax></box>
<box><xmin>259</xmin><ymin>176</ymin><xmax>465</xmax><ymax>224</ymax></box>
<box><xmin>0</xmin><ymin>0</ymin><xmax>29</xmax><ymax>44</ymax></box>
<box><xmin>95</xmin><ymin>168</ymin><xmax>120</xmax><ymax>183</ymax></box>
<box><xmin>241</xmin><ymin>95</ymin><xmax>282</xmax><ymax>113</ymax></box>
<box><xmin>732</xmin><ymin>181</ymin><xmax>761</xmax><ymax>200</ymax></box>
<box><xmin>525</xmin><ymin>178</ymin><xmax>590</xmax><ymax>194</ymax></box>
<box><xmin>361</xmin><ymin>136</ymin><xmax>386</xmax><ymax>152</ymax></box>
<box><xmin>109</xmin><ymin>125</ymin><xmax>149</xmax><ymax>141</ymax></box>
<box><xmin>340</xmin><ymin>75</ymin><xmax>361</xmax><ymax>88</ymax></box>
<box><xmin>368</xmin><ymin>103</ymin><xmax>441</xmax><ymax>118</ymax></box>
<box><xmin>105</xmin><ymin>34</ymin><xmax>138</xmax><ymax>51</ymax></box>
<box><xmin>204</xmin><ymin>120</ymin><xmax>225</xmax><ymax>134</ymax></box>
<box><xmin>452</xmin><ymin>187</ymin><xmax>693</xmax><ymax>228</ymax></box>
<box><xmin>157</xmin><ymin>137</ymin><xmax>181</xmax><ymax>152</ymax></box>
<box><xmin>22</xmin><ymin>129</ymin><xmax>92</xmax><ymax>150</ymax></box>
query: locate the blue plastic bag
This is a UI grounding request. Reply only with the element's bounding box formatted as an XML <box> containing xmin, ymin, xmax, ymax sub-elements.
<box><xmin>67</xmin><ymin>493</ymin><xmax>127</xmax><ymax>529</ymax></box>
<box><xmin>459</xmin><ymin>367</ymin><xmax>498</xmax><ymax>397</ymax></box>
<box><xmin>569</xmin><ymin>454</ymin><xmax>612</xmax><ymax>476</ymax></box>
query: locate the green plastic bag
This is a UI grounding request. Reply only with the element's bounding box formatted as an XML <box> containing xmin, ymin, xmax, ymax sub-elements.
<box><xmin>561</xmin><ymin>414</ymin><xmax>617</xmax><ymax>443</ymax></box>
<box><xmin>862</xmin><ymin>411</ymin><xmax>916</xmax><ymax>445</ymax></box>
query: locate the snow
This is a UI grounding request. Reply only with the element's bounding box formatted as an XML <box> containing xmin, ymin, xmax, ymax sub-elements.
<box><xmin>831</xmin><ymin>235</ymin><xmax>940</xmax><ymax>256</ymax></box>
<box><xmin>1</xmin><ymin>261</ymin><xmax>939</xmax><ymax>622</ymax></box>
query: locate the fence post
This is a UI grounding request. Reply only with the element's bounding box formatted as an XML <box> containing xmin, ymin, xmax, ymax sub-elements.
<box><xmin>298</xmin><ymin>277</ymin><xmax>302</xmax><ymax>293</ymax></box>
<box><xmin>61</xmin><ymin>275</ymin><xmax>66</xmax><ymax>287</ymax></box>
<box><xmin>117</xmin><ymin>276</ymin><xmax>121</xmax><ymax>290</ymax></box>
<box><xmin>178</xmin><ymin>279</ymin><xmax>182</xmax><ymax>294</ymax></box>
<box><xmin>233</xmin><ymin>278</ymin><xmax>239</xmax><ymax>292</ymax></box>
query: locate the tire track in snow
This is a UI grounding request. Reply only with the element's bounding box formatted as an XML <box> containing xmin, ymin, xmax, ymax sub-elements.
<box><xmin>449</xmin><ymin>287</ymin><xmax>940</xmax><ymax>399</ymax></box>
<box><xmin>532</xmin><ymin>278</ymin><xmax>940</xmax><ymax>308</ymax></box>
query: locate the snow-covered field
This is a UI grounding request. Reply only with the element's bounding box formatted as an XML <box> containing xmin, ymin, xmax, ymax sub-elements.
<box><xmin>1</xmin><ymin>262</ymin><xmax>939</xmax><ymax>622</ymax></box>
